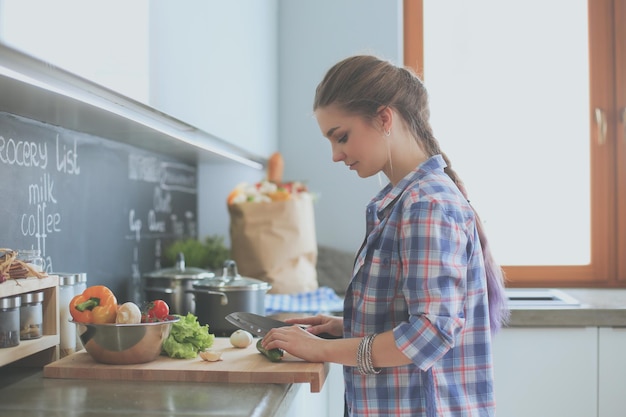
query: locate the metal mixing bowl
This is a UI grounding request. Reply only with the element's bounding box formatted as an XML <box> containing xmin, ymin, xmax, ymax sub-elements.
<box><xmin>73</xmin><ymin>317</ymin><xmax>179</xmax><ymax>365</ymax></box>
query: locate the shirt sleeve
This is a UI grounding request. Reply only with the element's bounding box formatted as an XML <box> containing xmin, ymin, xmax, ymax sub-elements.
<box><xmin>393</xmin><ymin>197</ymin><xmax>469</xmax><ymax>371</ymax></box>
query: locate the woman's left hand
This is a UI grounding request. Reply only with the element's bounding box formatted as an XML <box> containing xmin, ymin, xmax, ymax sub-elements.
<box><xmin>262</xmin><ymin>325</ymin><xmax>328</xmax><ymax>363</ymax></box>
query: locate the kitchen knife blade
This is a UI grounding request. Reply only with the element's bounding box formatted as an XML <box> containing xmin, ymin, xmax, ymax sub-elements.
<box><xmin>225</xmin><ymin>312</ymin><xmax>291</xmax><ymax>337</ymax></box>
<box><xmin>225</xmin><ymin>312</ymin><xmax>340</xmax><ymax>339</ymax></box>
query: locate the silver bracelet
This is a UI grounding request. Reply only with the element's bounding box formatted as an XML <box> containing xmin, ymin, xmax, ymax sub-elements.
<box><xmin>357</xmin><ymin>334</ymin><xmax>381</xmax><ymax>375</ymax></box>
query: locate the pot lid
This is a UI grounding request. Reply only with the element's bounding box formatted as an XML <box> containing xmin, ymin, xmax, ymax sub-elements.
<box><xmin>192</xmin><ymin>260</ymin><xmax>271</xmax><ymax>291</ymax></box>
<box><xmin>145</xmin><ymin>266</ymin><xmax>214</xmax><ymax>280</ymax></box>
<box><xmin>144</xmin><ymin>252</ymin><xmax>215</xmax><ymax>280</ymax></box>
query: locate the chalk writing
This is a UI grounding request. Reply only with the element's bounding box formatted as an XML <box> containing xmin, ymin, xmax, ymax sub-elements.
<box><xmin>0</xmin><ymin>135</ymin><xmax>48</xmax><ymax>168</ymax></box>
<box><xmin>28</xmin><ymin>173</ymin><xmax>57</xmax><ymax>205</ymax></box>
<box><xmin>55</xmin><ymin>135</ymin><xmax>80</xmax><ymax>175</ymax></box>
<box><xmin>128</xmin><ymin>154</ymin><xmax>160</xmax><ymax>182</ymax></box>
<box><xmin>1</xmin><ymin>112</ymin><xmax>197</xmax><ymax>301</ymax></box>
<box><xmin>161</xmin><ymin>162</ymin><xmax>197</xmax><ymax>193</ymax></box>
<box><xmin>129</xmin><ymin>209</ymin><xmax>142</xmax><ymax>242</ymax></box>
<box><xmin>153</xmin><ymin>187</ymin><xmax>172</xmax><ymax>213</ymax></box>
<box><xmin>148</xmin><ymin>210</ymin><xmax>166</xmax><ymax>232</ymax></box>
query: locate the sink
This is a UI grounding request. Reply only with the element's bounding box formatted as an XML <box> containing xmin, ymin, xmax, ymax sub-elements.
<box><xmin>505</xmin><ymin>288</ymin><xmax>580</xmax><ymax>308</ymax></box>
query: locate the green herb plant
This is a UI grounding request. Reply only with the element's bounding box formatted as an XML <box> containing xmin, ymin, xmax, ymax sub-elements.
<box><xmin>165</xmin><ymin>235</ymin><xmax>230</xmax><ymax>271</ymax></box>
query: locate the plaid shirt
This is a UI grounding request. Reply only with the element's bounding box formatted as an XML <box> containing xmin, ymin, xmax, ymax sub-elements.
<box><xmin>343</xmin><ymin>155</ymin><xmax>496</xmax><ymax>417</ymax></box>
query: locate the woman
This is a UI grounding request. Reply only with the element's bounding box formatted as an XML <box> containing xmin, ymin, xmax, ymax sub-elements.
<box><xmin>262</xmin><ymin>55</ymin><xmax>509</xmax><ymax>417</ymax></box>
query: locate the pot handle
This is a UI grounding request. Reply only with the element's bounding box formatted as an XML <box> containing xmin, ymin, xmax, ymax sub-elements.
<box><xmin>185</xmin><ymin>289</ymin><xmax>229</xmax><ymax>306</ymax></box>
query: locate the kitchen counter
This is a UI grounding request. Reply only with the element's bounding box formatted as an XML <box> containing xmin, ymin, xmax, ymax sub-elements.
<box><xmin>0</xmin><ymin>367</ymin><xmax>300</xmax><ymax>417</ymax></box>
<box><xmin>507</xmin><ymin>288</ymin><xmax>626</xmax><ymax>327</ymax></box>
<box><xmin>1</xmin><ymin>288</ymin><xmax>626</xmax><ymax>416</ymax></box>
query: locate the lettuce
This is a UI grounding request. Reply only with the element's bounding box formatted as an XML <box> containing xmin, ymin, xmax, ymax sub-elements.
<box><xmin>162</xmin><ymin>313</ymin><xmax>215</xmax><ymax>359</ymax></box>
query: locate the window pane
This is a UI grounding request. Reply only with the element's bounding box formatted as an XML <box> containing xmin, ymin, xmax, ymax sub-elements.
<box><xmin>423</xmin><ymin>0</ymin><xmax>590</xmax><ymax>265</ymax></box>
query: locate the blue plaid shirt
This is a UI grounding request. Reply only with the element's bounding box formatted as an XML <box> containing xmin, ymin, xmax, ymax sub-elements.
<box><xmin>343</xmin><ymin>155</ymin><xmax>495</xmax><ymax>417</ymax></box>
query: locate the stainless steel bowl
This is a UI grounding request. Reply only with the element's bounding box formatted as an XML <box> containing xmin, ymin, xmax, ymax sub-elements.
<box><xmin>73</xmin><ymin>317</ymin><xmax>179</xmax><ymax>365</ymax></box>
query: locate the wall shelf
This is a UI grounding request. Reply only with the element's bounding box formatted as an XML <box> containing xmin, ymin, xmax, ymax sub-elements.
<box><xmin>0</xmin><ymin>275</ymin><xmax>59</xmax><ymax>367</ymax></box>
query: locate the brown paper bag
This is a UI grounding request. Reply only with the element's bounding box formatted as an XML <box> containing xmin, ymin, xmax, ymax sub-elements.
<box><xmin>229</xmin><ymin>193</ymin><xmax>318</xmax><ymax>294</ymax></box>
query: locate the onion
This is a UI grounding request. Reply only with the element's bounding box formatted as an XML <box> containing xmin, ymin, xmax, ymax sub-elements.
<box><xmin>230</xmin><ymin>329</ymin><xmax>253</xmax><ymax>348</ymax></box>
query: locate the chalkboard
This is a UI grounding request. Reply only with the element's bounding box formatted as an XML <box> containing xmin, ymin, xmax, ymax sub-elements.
<box><xmin>0</xmin><ymin>112</ymin><xmax>197</xmax><ymax>301</ymax></box>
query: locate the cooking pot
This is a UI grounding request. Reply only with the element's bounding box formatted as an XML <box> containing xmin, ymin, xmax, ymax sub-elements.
<box><xmin>188</xmin><ymin>260</ymin><xmax>271</xmax><ymax>336</ymax></box>
<box><xmin>143</xmin><ymin>253</ymin><xmax>214</xmax><ymax>315</ymax></box>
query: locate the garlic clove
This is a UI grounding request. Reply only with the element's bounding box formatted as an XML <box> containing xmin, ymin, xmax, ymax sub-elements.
<box><xmin>199</xmin><ymin>350</ymin><xmax>223</xmax><ymax>362</ymax></box>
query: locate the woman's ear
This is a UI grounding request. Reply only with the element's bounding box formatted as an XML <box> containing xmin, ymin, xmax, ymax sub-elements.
<box><xmin>376</xmin><ymin>106</ymin><xmax>393</xmax><ymax>133</ymax></box>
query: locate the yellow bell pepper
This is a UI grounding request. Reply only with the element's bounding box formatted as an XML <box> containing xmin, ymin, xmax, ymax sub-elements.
<box><xmin>69</xmin><ymin>285</ymin><xmax>118</xmax><ymax>323</ymax></box>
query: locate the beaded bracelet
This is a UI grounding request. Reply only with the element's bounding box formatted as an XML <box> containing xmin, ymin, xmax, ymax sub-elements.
<box><xmin>357</xmin><ymin>333</ymin><xmax>381</xmax><ymax>375</ymax></box>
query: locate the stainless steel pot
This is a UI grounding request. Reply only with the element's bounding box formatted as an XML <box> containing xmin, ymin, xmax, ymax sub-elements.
<box><xmin>188</xmin><ymin>260</ymin><xmax>271</xmax><ymax>336</ymax></box>
<box><xmin>142</xmin><ymin>253</ymin><xmax>214</xmax><ymax>315</ymax></box>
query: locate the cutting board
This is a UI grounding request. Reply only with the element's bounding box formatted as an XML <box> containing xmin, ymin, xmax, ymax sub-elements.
<box><xmin>43</xmin><ymin>337</ymin><xmax>329</xmax><ymax>393</ymax></box>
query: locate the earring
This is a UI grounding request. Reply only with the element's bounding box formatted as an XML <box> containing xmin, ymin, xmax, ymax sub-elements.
<box><xmin>385</xmin><ymin>130</ymin><xmax>391</xmax><ymax>137</ymax></box>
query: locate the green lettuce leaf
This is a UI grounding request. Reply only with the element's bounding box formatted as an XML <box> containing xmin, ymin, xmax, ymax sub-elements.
<box><xmin>162</xmin><ymin>313</ymin><xmax>215</xmax><ymax>359</ymax></box>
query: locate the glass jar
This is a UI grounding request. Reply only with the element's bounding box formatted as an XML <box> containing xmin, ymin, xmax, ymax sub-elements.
<box><xmin>73</xmin><ymin>273</ymin><xmax>87</xmax><ymax>349</ymax></box>
<box><xmin>74</xmin><ymin>273</ymin><xmax>87</xmax><ymax>296</ymax></box>
<box><xmin>20</xmin><ymin>291</ymin><xmax>44</xmax><ymax>340</ymax></box>
<box><xmin>0</xmin><ymin>296</ymin><xmax>21</xmax><ymax>348</ymax></box>
<box><xmin>57</xmin><ymin>273</ymin><xmax>77</xmax><ymax>357</ymax></box>
<box><xmin>17</xmin><ymin>249</ymin><xmax>44</xmax><ymax>273</ymax></box>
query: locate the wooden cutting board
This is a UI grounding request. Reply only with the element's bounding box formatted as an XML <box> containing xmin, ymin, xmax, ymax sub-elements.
<box><xmin>43</xmin><ymin>337</ymin><xmax>329</xmax><ymax>393</ymax></box>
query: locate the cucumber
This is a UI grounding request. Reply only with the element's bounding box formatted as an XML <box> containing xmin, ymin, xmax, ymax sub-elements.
<box><xmin>256</xmin><ymin>338</ymin><xmax>283</xmax><ymax>362</ymax></box>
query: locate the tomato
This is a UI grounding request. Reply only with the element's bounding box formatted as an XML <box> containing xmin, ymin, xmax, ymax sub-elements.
<box><xmin>143</xmin><ymin>300</ymin><xmax>170</xmax><ymax>322</ymax></box>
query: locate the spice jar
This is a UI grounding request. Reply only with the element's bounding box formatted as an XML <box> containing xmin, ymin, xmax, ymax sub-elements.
<box><xmin>57</xmin><ymin>273</ymin><xmax>77</xmax><ymax>357</ymax></box>
<box><xmin>0</xmin><ymin>296</ymin><xmax>21</xmax><ymax>348</ymax></box>
<box><xmin>17</xmin><ymin>249</ymin><xmax>44</xmax><ymax>273</ymax></box>
<box><xmin>20</xmin><ymin>291</ymin><xmax>44</xmax><ymax>340</ymax></box>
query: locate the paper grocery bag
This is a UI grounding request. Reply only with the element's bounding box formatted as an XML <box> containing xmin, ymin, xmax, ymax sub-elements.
<box><xmin>228</xmin><ymin>193</ymin><xmax>318</xmax><ymax>294</ymax></box>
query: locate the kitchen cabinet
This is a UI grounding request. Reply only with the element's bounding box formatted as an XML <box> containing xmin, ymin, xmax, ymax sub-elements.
<box><xmin>492</xmin><ymin>327</ymin><xmax>598</xmax><ymax>417</ymax></box>
<box><xmin>598</xmin><ymin>327</ymin><xmax>626</xmax><ymax>417</ymax></box>
<box><xmin>283</xmin><ymin>362</ymin><xmax>344</xmax><ymax>417</ymax></box>
<box><xmin>0</xmin><ymin>276</ymin><xmax>59</xmax><ymax>367</ymax></box>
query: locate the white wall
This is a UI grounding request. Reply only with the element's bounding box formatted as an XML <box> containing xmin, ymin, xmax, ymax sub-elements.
<box><xmin>278</xmin><ymin>0</ymin><xmax>403</xmax><ymax>253</ymax></box>
<box><xmin>149</xmin><ymin>1</ymin><xmax>279</xmax><ymax>158</ymax></box>
<box><xmin>198</xmin><ymin>1</ymin><xmax>404</xmax><ymax>250</ymax></box>
<box><xmin>149</xmin><ymin>2</ymin><xmax>280</xmax><ymax>242</ymax></box>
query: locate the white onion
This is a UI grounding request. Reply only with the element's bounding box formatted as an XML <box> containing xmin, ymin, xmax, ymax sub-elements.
<box><xmin>230</xmin><ymin>329</ymin><xmax>253</xmax><ymax>348</ymax></box>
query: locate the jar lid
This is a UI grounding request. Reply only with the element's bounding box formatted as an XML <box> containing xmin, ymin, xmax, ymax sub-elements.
<box><xmin>21</xmin><ymin>291</ymin><xmax>44</xmax><ymax>304</ymax></box>
<box><xmin>55</xmin><ymin>272</ymin><xmax>79</xmax><ymax>286</ymax></box>
<box><xmin>17</xmin><ymin>249</ymin><xmax>41</xmax><ymax>256</ymax></box>
<box><xmin>0</xmin><ymin>296</ymin><xmax>21</xmax><ymax>309</ymax></box>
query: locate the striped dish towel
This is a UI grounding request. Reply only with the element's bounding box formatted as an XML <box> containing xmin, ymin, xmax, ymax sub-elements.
<box><xmin>265</xmin><ymin>286</ymin><xmax>344</xmax><ymax>315</ymax></box>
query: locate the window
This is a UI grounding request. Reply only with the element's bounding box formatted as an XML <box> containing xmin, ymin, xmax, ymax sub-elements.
<box><xmin>404</xmin><ymin>0</ymin><xmax>626</xmax><ymax>287</ymax></box>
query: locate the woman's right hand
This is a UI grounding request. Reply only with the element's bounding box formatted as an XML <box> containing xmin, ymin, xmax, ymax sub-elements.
<box><xmin>284</xmin><ymin>314</ymin><xmax>343</xmax><ymax>338</ymax></box>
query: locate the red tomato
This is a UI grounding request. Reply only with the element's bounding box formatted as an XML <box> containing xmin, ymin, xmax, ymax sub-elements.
<box><xmin>145</xmin><ymin>300</ymin><xmax>169</xmax><ymax>321</ymax></box>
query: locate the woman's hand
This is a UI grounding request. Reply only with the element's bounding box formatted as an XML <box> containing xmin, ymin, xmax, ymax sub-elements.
<box><xmin>261</xmin><ymin>315</ymin><xmax>342</xmax><ymax>362</ymax></box>
<box><xmin>284</xmin><ymin>314</ymin><xmax>343</xmax><ymax>338</ymax></box>
<box><xmin>262</xmin><ymin>324</ymin><xmax>329</xmax><ymax>363</ymax></box>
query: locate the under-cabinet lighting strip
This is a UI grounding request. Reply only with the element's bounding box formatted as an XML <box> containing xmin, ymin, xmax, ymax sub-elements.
<box><xmin>0</xmin><ymin>44</ymin><xmax>264</xmax><ymax>170</ymax></box>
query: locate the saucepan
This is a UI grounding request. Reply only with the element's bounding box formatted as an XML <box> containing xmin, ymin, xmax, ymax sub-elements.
<box><xmin>187</xmin><ymin>260</ymin><xmax>271</xmax><ymax>336</ymax></box>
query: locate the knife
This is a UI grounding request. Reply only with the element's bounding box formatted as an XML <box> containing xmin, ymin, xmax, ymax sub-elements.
<box><xmin>225</xmin><ymin>312</ymin><xmax>339</xmax><ymax>339</ymax></box>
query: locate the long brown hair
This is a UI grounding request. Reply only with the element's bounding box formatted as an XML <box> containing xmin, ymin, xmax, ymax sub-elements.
<box><xmin>314</xmin><ymin>55</ymin><xmax>509</xmax><ymax>332</ymax></box>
